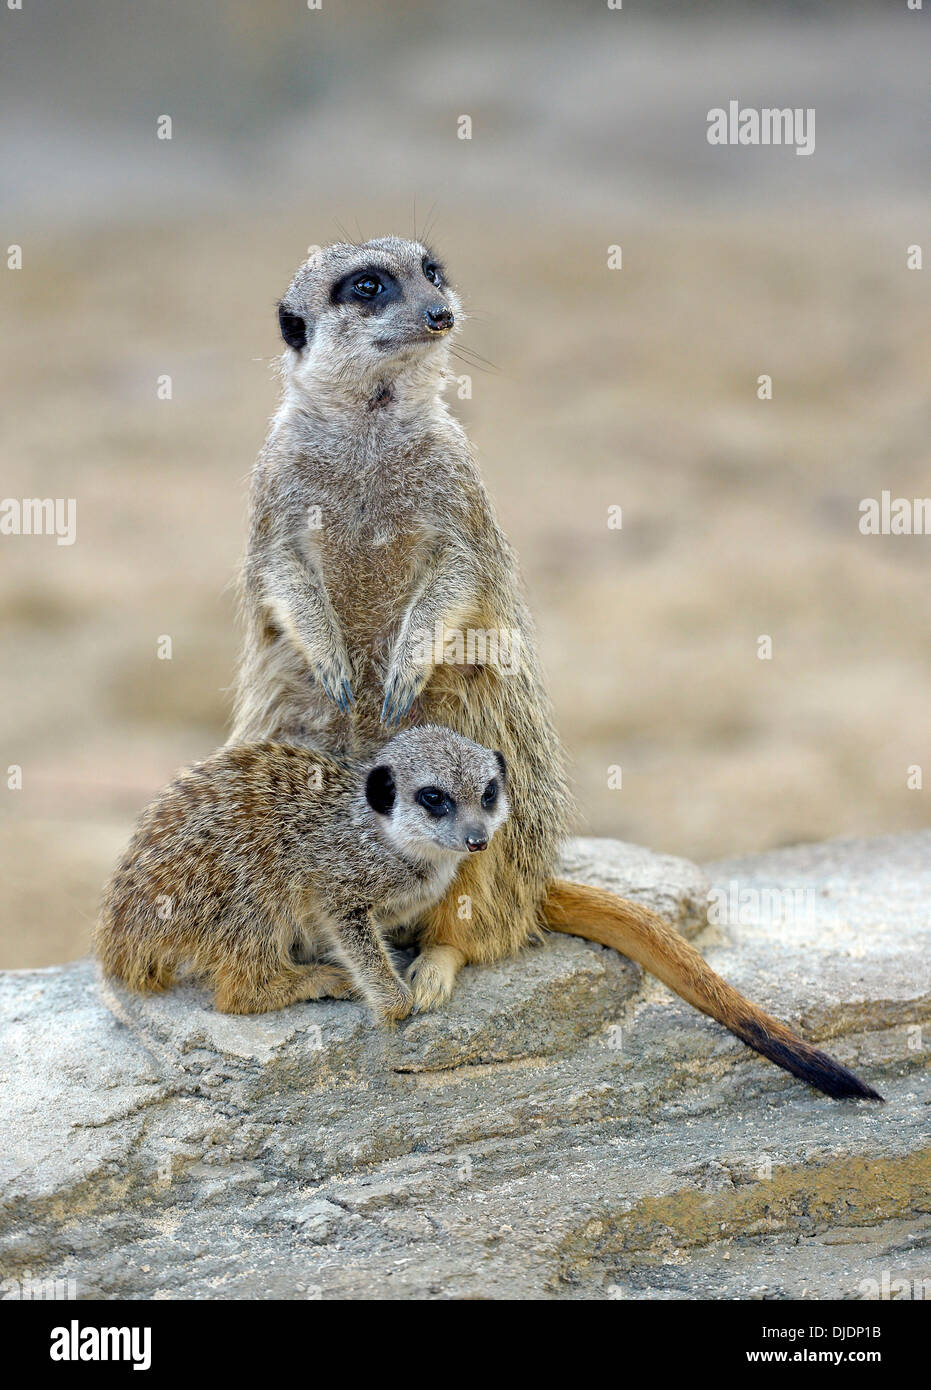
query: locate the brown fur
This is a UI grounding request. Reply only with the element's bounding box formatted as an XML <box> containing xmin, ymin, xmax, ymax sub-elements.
<box><xmin>228</xmin><ymin>237</ymin><xmax>882</xmax><ymax>1100</ymax></box>
<box><xmin>95</xmin><ymin>729</ymin><xmax>507</xmax><ymax>1020</ymax></box>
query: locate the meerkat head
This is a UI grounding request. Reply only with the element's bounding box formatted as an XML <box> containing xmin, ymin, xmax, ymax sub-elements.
<box><xmin>363</xmin><ymin>725</ymin><xmax>508</xmax><ymax>864</ymax></box>
<box><xmin>277</xmin><ymin>237</ymin><xmax>462</xmax><ymax>407</ymax></box>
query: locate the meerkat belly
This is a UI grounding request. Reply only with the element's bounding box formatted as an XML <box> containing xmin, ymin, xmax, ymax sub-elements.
<box><xmin>327</xmin><ymin>536</ymin><xmax>417</xmax><ymax>653</ymax></box>
<box><xmin>316</xmin><ymin>526</ymin><xmax>433</xmax><ymax>743</ymax></box>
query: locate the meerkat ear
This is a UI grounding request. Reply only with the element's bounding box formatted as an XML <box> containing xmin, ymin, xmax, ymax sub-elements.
<box><xmin>278</xmin><ymin>302</ymin><xmax>308</xmax><ymax>352</ymax></box>
<box><xmin>494</xmin><ymin>751</ymin><xmax>507</xmax><ymax>783</ymax></box>
<box><xmin>365</xmin><ymin>765</ymin><xmax>396</xmax><ymax>815</ymax></box>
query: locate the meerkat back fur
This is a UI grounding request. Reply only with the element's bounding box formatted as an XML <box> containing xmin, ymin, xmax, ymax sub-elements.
<box><xmin>95</xmin><ymin>726</ymin><xmax>508</xmax><ymax>1019</ymax></box>
<box><xmin>229</xmin><ymin>236</ymin><xmax>881</xmax><ymax>1100</ymax></box>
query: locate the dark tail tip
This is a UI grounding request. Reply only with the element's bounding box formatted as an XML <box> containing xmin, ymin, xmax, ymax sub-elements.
<box><xmin>739</xmin><ymin>1021</ymin><xmax>885</xmax><ymax>1102</ymax></box>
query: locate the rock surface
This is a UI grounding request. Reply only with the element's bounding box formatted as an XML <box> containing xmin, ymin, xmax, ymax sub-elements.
<box><xmin>0</xmin><ymin>833</ymin><xmax>928</xmax><ymax>1300</ymax></box>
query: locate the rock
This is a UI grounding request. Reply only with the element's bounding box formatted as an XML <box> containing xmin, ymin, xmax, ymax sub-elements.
<box><xmin>559</xmin><ymin>836</ymin><xmax>710</xmax><ymax>938</ymax></box>
<box><xmin>0</xmin><ymin>833</ymin><xmax>928</xmax><ymax>1300</ymax></box>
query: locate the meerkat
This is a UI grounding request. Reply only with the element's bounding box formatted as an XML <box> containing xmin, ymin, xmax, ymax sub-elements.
<box><xmin>95</xmin><ymin>726</ymin><xmax>508</xmax><ymax>1019</ymax></box>
<box><xmin>229</xmin><ymin>236</ymin><xmax>881</xmax><ymax>1101</ymax></box>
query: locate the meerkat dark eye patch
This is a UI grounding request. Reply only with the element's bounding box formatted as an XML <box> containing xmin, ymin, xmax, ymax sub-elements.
<box><xmin>278</xmin><ymin>304</ymin><xmax>308</xmax><ymax>351</ymax></box>
<box><xmin>422</xmin><ymin>256</ymin><xmax>445</xmax><ymax>287</ymax></box>
<box><xmin>331</xmin><ymin>267</ymin><xmax>402</xmax><ymax>313</ymax></box>
<box><xmin>481</xmin><ymin>779</ymin><xmax>498</xmax><ymax>809</ymax></box>
<box><xmin>415</xmin><ymin>786</ymin><xmax>453</xmax><ymax>818</ymax></box>
<box><xmin>365</xmin><ymin>765</ymin><xmax>396</xmax><ymax>815</ymax></box>
<box><xmin>494</xmin><ymin>751</ymin><xmax>507</xmax><ymax>783</ymax></box>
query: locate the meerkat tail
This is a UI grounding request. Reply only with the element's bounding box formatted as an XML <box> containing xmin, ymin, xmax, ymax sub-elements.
<box><xmin>542</xmin><ymin>879</ymin><xmax>884</xmax><ymax>1102</ymax></box>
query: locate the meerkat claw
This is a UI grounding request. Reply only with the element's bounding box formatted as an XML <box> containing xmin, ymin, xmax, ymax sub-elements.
<box><xmin>383</xmin><ymin>683</ymin><xmax>417</xmax><ymax>727</ymax></box>
<box><xmin>380</xmin><ymin>983</ymin><xmax>414</xmax><ymax>1023</ymax></box>
<box><xmin>319</xmin><ymin>671</ymin><xmax>353</xmax><ymax>711</ymax></box>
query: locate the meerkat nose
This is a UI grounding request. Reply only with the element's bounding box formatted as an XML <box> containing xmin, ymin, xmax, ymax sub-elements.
<box><xmin>424</xmin><ymin>304</ymin><xmax>454</xmax><ymax>334</ymax></box>
<box><xmin>465</xmin><ymin>830</ymin><xmax>488</xmax><ymax>853</ymax></box>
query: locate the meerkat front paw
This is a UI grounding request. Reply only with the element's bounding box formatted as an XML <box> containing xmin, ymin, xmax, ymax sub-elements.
<box><xmin>377</xmin><ymin>981</ymin><xmax>414</xmax><ymax>1023</ymax></box>
<box><xmin>311</xmin><ymin>656</ymin><xmax>355</xmax><ymax>712</ymax></box>
<box><xmin>380</xmin><ymin>665</ymin><xmax>427</xmax><ymax>727</ymax></box>
<box><xmin>406</xmin><ymin>947</ymin><xmax>461</xmax><ymax>1012</ymax></box>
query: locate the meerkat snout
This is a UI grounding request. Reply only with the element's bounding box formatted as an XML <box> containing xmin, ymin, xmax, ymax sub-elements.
<box><xmin>423</xmin><ymin>303</ymin><xmax>454</xmax><ymax>334</ymax></box>
<box><xmin>364</xmin><ymin>726</ymin><xmax>508</xmax><ymax>863</ymax></box>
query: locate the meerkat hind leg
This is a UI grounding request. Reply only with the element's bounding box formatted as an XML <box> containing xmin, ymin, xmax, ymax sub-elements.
<box><xmin>214</xmin><ymin>962</ymin><xmax>354</xmax><ymax>1014</ymax></box>
<box><xmin>296</xmin><ymin>964</ymin><xmax>357</xmax><ymax>1000</ymax></box>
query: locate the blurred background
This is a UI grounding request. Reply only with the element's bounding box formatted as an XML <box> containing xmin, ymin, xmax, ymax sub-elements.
<box><xmin>1</xmin><ymin>1</ymin><xmax>929</xmax><ymax>966</ymax></box>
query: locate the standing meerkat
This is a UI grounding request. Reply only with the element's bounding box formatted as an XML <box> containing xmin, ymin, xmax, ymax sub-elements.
<box><xmin>95</xmin><ymin>726</ymin><xmax>508</xmax><ymax>1018</ymax></box>
<box><xmin>230</xmin><ymin>236</ymin><xmax>881</xmax><ymax>1101</ymax></box>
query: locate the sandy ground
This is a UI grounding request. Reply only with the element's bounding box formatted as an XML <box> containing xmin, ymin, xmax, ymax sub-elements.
<box><xmin>2</xmin><ymin>200</ymin><xmax>929</xmax><ymax>967</ymax></box>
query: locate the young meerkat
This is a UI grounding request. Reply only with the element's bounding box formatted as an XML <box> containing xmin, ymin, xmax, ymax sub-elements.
<box><xmin>229</xmin><ymin>236</ymin><xmax>881</xmax><ymax>1101</ymax></box>
<box><xmin>95</xmin><ymin>726</ymin><xmax>508</xmax><ymax>1019</ymax></box>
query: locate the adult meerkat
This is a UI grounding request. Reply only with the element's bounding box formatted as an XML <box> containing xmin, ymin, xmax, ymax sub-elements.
<box><xmin>95</xmin><ymin>726</ymin><xmax>508</xmax><ymax>1018</ymax></box>
<box><xmin>230</xmin><ymin>237</ymin><xmax>881</xmax><ymax>1101</ymax></box>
